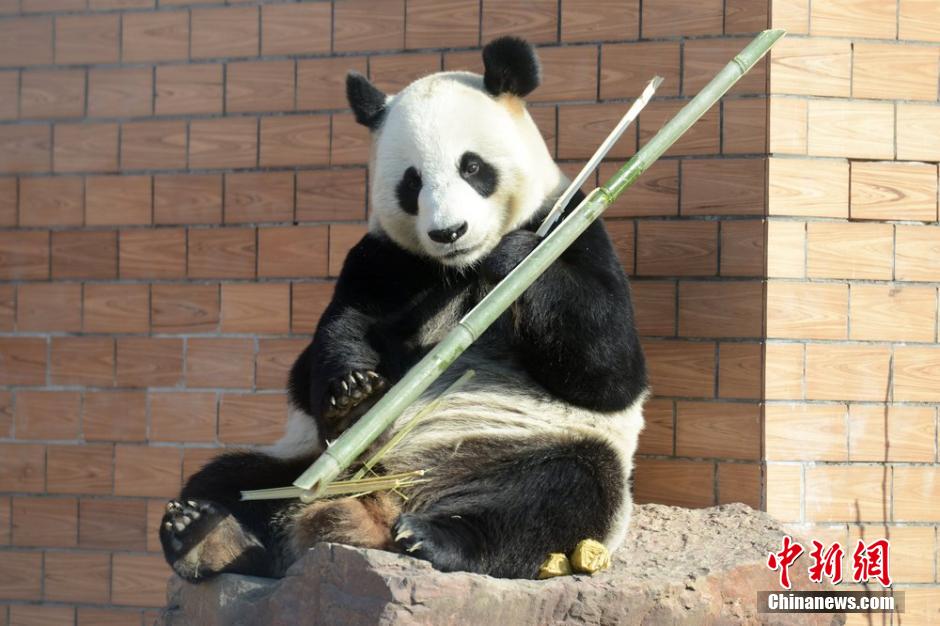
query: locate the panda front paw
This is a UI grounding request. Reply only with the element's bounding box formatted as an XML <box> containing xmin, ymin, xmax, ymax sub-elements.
<box><xmin>481</xmin><ymin>229</ymin><xmax>540</xmax><ymax>283</ymax></box>
<box><xmin>392</xmin><ymin>513</ymin><xmax>477</xmax><ymax>574</ymax></box>
<box><xmin>160</xmin><ymin>499</ymin><xmax>227</xmax><ymax>563</ymax></box>
<box><xmin>322</xmin><ymin>370</ymin><xmax>388</xmax><ymax>437</ymax></box>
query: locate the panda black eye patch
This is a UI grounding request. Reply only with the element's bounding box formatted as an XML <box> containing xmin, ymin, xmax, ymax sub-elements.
<box><xmin>396</xmin><ymin>166</ymin><xmax>421</xmax><ymax>215</ymax></box>
<box><xmin>459</xmin><ymin>152</ymin><xmax>498</xmax><ymax>198</ymax></box>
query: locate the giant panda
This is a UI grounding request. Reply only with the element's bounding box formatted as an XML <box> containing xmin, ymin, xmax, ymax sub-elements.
<box><xmin>160</xmin><ymin>37</ymin><xmax>648</xmax><ymax>582</ymax></box>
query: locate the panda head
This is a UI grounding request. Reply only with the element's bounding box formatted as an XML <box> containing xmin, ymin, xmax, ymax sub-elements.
<box><xmin>348</xmin><ymin>37</ymin><xmax>566</xmax><ymax>269</ymax></box>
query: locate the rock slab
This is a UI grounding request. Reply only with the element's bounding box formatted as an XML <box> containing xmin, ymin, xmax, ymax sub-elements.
<box><xmin>158</xmin><ymin>503</ymin><xmax>844</xmax><ymax>625</ymax></box>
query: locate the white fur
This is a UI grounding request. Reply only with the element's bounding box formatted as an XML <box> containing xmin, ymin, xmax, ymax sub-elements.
<box><xmin>265</xmin><ymin>406</ymin><xmax>323</xmax><ymax>459</ymax></box>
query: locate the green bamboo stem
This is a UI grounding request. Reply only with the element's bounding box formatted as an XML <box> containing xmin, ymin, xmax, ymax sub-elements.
<box><xmin>290</xmin><ymin>29</ymin><xmax>785</xmax><ymax>500</ymax></box>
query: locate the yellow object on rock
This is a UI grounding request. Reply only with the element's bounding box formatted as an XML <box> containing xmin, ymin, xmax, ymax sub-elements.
<box><xmin>537</xmin><ymin>553</ymin><xmax>573</xmax><ymax>579</ymax></box>
<box><xmin>570</xmin><ymin>539</ymin><xmax>611</xmax><ymax>574</ymax></box>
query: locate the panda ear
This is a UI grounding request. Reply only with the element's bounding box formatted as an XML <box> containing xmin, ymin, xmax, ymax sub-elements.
<box><xmin>346</xmin><ymin>72</ymin><xmax>388</xmax><ymax>130</ymax></box>
<box><xmin>482</xmin><ymin>36</ymin><xmax>540</xmax><ymax>98</ymax></box>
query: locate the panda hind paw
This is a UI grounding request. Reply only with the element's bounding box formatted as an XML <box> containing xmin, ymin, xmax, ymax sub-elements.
<box><xmin>392</xmin><ymin>514</ymin><xmax>473</xmax><ymax>573</ymax></box>
<box><xmin>160</xmin><ymin>499</ymin><xmax>226</xmax><ymax>559</ymax></box>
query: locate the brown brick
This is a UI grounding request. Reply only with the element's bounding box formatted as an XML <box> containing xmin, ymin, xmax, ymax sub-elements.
<box><xmin>0</xmin><ymin>71</ymin><xmax>15</xmax><ymax>121</ymax></box>
<box><xmin>116</xmin><ymin>338</ymin><xmax>183</xmax><ymax>388</ymax></box>
<box><xmin>720</xmin><ymin>220</ymin><xmax>764</xmax><ymax>278</ymax></box>
<box><xmin>631</xmin><ymin>280</ymin><xmax>675</xmax><ymax>337</ymax></box>
<box><xmin>330</xmin><ymin>113</ymin><xmax>369</xmax><ymax>166</ymax></box>
<box><xmin>262</xmin><ymin>3</ymin><xmax>331</xmax><ymax>56</ymax></box>
<box><xmin>186</xmin><ymin>338</ymin><xmax>254</xmax><ymax>389</ymax></box>
<box><xmin>86</xmin><ymin>174</ymin><xmax>152</xmax><ymax>227</ymax></box>
<box><xmin>766</xmin><ymin>403</ymin><xmax>846</xmax><ymax>461</ymax></box>
<box><xmin>225</xmin><ymin>172</ymin><xmax>294</xmax><ymax>224</ymax></box>
<box><xmin>636</xmin><ymin>221</ymin><xmax>718</xmax><ymax>277</ymax></box>
<box><xmin>896</xmin><ymin>225</ymin><xmax>940</xmax><ymax>282</ymax></box>
<box><xmin>766</xmin><ymin>281</ymin><xmax>848</xmax><ymax>340</ymax></box>
<box><xmin>482</xmin><ymin>0</ymin><xmax>557</xmax><ymax>44</ymax></box>
<box><xmin>119</xmin><ymin>228</ymin><xmax>186</xmax><ymax>279</ymax></box>
<box><xmin>0</xmin><ymin>285</ymin><xmax>11</xmax><ymax>332</ymax></box>
<box><xmin>188</xmin><ymin>227</ymin><xmax>256</xmax><ymax>279</ymax></box>
<box><xmin>11</xmin><ymin>497</ymin><xmax>77</xmax><ymax>547</ymax></box>
<box><xmin>851</xmin><ymin>285</ymin><xmax>936</xmax><ymax>342</ymax></box>
<box><xmin>723</xmin><ymin>99</ymin><xmax>767</xmax><ymax>154</ymax></box>
<box><xmin>182</xmin><ymin>447</ymin><xmax>219</xmax><ymax>485</ymax></box>
<box><xmin>9</xmin><ymin>605</ymin><xmax>74</xmax><ymax>624</ymax></box>
<box><xmin>297</xmin><ymin>57</ymin><xmax>368</xmax><ymax>111</ymax></box>
<box><xmin>642</xmin><ymin>101</ymin><xmax>720</xmax><ymax>157</ymax></box>
<box><xmin>529</xmin><ymin>46</ymin><xmax>597</xmax><ymax>103</ymax></box>
<box><xmin>0</xmin><ymin>125</ymin><xmax>51</xmax><ymax>174</ymax></box>
<box><xmin>770</xmin><ymin>38</ymin><xmax>851</xmax><ymax>97</ymax></box>
<box><xmin>16</xmin><ymin>283</ymin><xmax>81</xmax><ymax>332</ymax></box>
<box><xmin>291</xmin><ymin>282</ymin><xmax>334</xmax><ymax>334</ymax></box>
<box><xmin>603</xmin><ymin>160</ymin><xmax>678</xmax><ymax>218</ymax></box>
<box><xmin>44</xmin><ymin>551</ymin><xmax>109</xmax><ymax>604</ymax></box>
<box><xmin>894</xmin><ymin>347</ymin><xmax>940</xmax><ymax>402</ymax></box>
<box><xmin>0</xmin><ymin>338</ymin><xmax>46</xmax><ymax>386</ymax></box>
<box><xmin>369</xmin><ymin>53</ymin><xmax>441</xmax><ymax>94</ymax></box>
<box><xmin>112</xmin><ymin>553</ymin><xmax>170</xmax><ymax>607</ymax></box>
<box><xmin>562</xmin><ymin>0</ymin><xmax>638</xmax><ymax>41</ymax></box>
<box><xmin>219</xmin><ymin>393</ymin><xmax>287</xmax><ymax>444</ymax></box>
<box><xmin>79</xmin><ymin>498</ymin><xmax>146</xmax><ymax>550</ymax></box>
<box><xmin>260</xmin><ymin>115</ymin><xmax>330</xmax><ymax>167</ymax></box>
<box><xmin>15</xmin><ymin>391</ymin><xmax>81</xmax><ymax>440</ymax></box>
<box><xmin>807</xmin><ymin>100</ymin><xmax>894</xmax><ymax>160</ymax></box>
<box><xmin>78</xmin><ymin>608</ymin><xmax>148</xmax><ymax>626</ymax></box>
<box><xmin>51</xmin><ymin>230</ymin><xmax>116</xmax><ymax>279</ymax></box>
<box><xmin>0</xmin><ymin>444</ymin><xmax>45</xmax><ymax>492</ymax></box>
<box><xmin>634</xmin><ymin>458</ymin><xmax>715</xmax><ymax>507</ymax></box>
<box><xmin>296</xmin><ymin>169</ymin><xmax>367</xmax><ymax>222</ymax></box>
<box><xmin>156</xmin><ymin>64</ymin><xmax>223</xmax><ymax>116</ymax></box>
<box><xmin>678</xmin><ymin>281</ymin><xmax>763</xmax><ymax>339</ymax></box>
<box><xmin>636</xmin><ymin>399</ymin><xmax>672</xmax><ymax>455</ymax></box>
<box><xmin>849</xmin><ymin>405</ymin><xmax>936</xmax><ymax>463</ymax></box>
<box><xmin>805</xmin><ymin>344</ymin><xmax>891</xmax><ymax>402</ymax></box>
<box><xmin>154</xmin><ymin>174</ymin><xmax>222</xmax><ymax>225</ymax></box>
<box><xmin>122</xmin><ymin>11</ymin><xmax>188</xmax><ymax>63</ymax></box>
<box><xmin>190</xmin><ymin>117</ymin><xmax>257</xmax><ymax>169</ymax></box>
<box><xmin>677</xmin><ymin>401</ymin><xmax>760</xmax><ymax>460</ymax></box>
<box><xmin>55</xmin><ymin>14</ymin><xmax>119</xmax><ymax>64</ymax></box>
<box><xmin>191</xmin><ymin>7</ymin><xmax>259</xmax><ymax>59</ymax></box>
<box><xmin>601</xmin><ymin>42</ymin><xmax>679</xmax><ymax>100</ymax></box>
<box><xmin>557</xmin><ymin>104</ymin><xmax>635</xmax><ymax>160</ymax></box>
<box><xmin>0</xmin><ymin>551</ymin><xmax>42</xmax><ymax>600</ymax></box>
<box><xmin>643</xmin><ymin>339</ymin><xmax>715</xmax><ymax>398</ymax></box>
<box><xmin>606</xmin><ymin>220</ymin><xmax>634</xmax><ymax>273</ymax></box>
<box><xmin>50</xmin><ymin>337</ymin><xmax>114</xmax><ymax>387</ymax></box>
<box><xmin>151</xmin><ymin>283</ymin><xmax>219</xmax><ymax>333</ymax></box>
<box><xmin>717</xmin><ymin>342</ymin><xmax>761</xmax><ymax>399</ymax></box>
<box><xmin>83</xmin><ymin>284</ymin><xmax>149</xmax><ymax>334</ymax></box>
<box><xmin>151</xmin><ymin>392</ymin><xmax>217</xmax><ymax>443</ymax></box>
<box><xmin>406</xmin><ymin>0</ymin><xmax>479</xmax><ymax>48</ymax></box>
<box><xmin>853</xmin><ymin>43</ymin><xmax>938</xmax><ymax>101</ymax></box>
<box><xmin>681</xmin><ymin>159</ymin><xmax>765</xmax><ymax>216</ymax></box>
<box><xmin>717</xmin><ymin>463</ymin><xmax>760</xmax><ymax>508</ymax></box>
<box><xmin>221</xmin><ymin>283</ymin><xmax>290</xmax><ymax>334</ymax></box>
<box><xmin>768</xmin><ymin>158</ymin><xmax>847</xmax><ymax>218</ymax></box>
<box><xmin>19</xmin><ymin>176</ymin><xmax>83</xmax><ymax>227</ymax></box>
<box><xmin>257</xmin><ymin>338</ymin><xmax>306</xmax><ymax>389</ymax></box>
<box><xmin>121</xmin><ymin>120</ymin><xmax>187</xmax><ymax>171</ymax></box>
<box><xmin>900</xmin><ymin>0</ymin><xmax>940</xmax><ymax>42</ymax></box>
<box><xmin>227</xmin><ymin>60</ymin><xmax>295</xmax><ymax>113</ymax></box>
<box><xmin>47</xmin><ymin>444</ymin><xmax>113</xmax><ymax>494</ymax></box>
<box><xmin>88</xmin><ymin>68</ymin><xmax>153</xmax><ymax>118</ymax></box>
<box><xmin>893</xmin><ymin>467</ymin><xmax>940</xmax><ymax>522</ymax></box>
<box><xmin>20</xmin><ymin>69</ymin><xmax>84</xmax><ymax>120</ymax></box>
<box><xmin>334</xmin><ymin>0</ymin><xmax>404</xmax><ymax>52</ymax></box>
<box><xmin>810</xmin><ymin>0</ymin><xmax>897</xmax><ymax>38</ymax></box>
<box><xmin>328</xmin><ymin>223</ymin><xmax>367</xmax><ymax>277</ymax></box>
<box><xmin>684</xmin><ymin>39</ymin><xmax>767</xmax><ymax>97</ymax></box>
<box><xmin>642</xmin><ymin>0</ymin><xmax>722</xmax><ymax>37</ymax></box>
<box><xmin>258</xmin><ymin>226</ymin><xmax>329</xmax><ymax>278</ymax></box>
<box><xmin>851</xmin><ymin>162</ymin><xmax>937</xmax><ymax>222</ymax></box>
<box><xmin>807</xmin><ymin>222</ymin><xmax>893</xmax><ymax>280</ymax></box>
<box><xmin>897</xmin><ymin>104</ymin><xmax>940</xmax><ymax>162</ymax></box>
<box><xmin>54</xmin><ymin>123</ymin><xmax>118</xmax><ymax>174</ymax></box>
<box><xmin>0</xmin><ymin>17</ymin><xmax>52</xmax><ymax>67</ymax></box>
<box><xmin>83</xmin><ymin>391</ymin><xmax>147</xmax><ymax>442</ymax></box>
<box><xmin>0</xmin><ymin>494</ymin><xmax>7</xmax><ymax>542</ymax></box>
<box><xmin>114</xmin><ymin>444</ymin><xmax>181</xmax><ymax>497</ymax></box>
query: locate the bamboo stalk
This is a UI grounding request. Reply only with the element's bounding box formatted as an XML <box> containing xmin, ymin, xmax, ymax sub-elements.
<box><xmin>288</xmin><ymin>29</ymin><xmax>785</xmax><ymax>501</ymax></box>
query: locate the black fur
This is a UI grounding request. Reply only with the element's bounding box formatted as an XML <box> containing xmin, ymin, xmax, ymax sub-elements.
<box><xmin>395</xmin><ymin>166</ymin><xmax>422</xmax><ymax>215</ymax></box>
<box><xmin>347</xmin><ymin>72</ymin><xmax>387</xmax><ymax>130</ymax></box>
<box><xmin>482</xmin><ymin>36</ymin><xmax>540</xmax><ymax>98</ymax></box>
<box><xmin>459</xmin><ymin>151</ymin><xmax>498</xmax><ymax>197</ymax></box>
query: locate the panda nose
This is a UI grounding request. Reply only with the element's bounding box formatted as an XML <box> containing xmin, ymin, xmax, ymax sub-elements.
<box><xmin>428</xmin><ymin>222</ymin><xmax>468</xmax><ymax>244</ymax></box>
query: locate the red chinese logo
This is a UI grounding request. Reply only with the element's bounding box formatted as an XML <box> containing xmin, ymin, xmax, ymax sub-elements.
<box><xmin>767</xmin><ymin>535</ymin><xmax>804</xmax><ymax>589</ymax></box>
<box><xmin>852</xmin><ymin>539</ymin><xmax>891</xmax><ymax>588</ymax></box>
<box><xmin>808</xmin><ymin>540</ymin><xmax>844</xmax><ymax>585</ymax></box>
<box><xmin>767</xmin><ymin>536</ymin><xmax>892</xmax><ymax>589</ymax></box>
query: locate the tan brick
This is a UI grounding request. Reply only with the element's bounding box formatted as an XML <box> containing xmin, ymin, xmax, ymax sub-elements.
<box><xmin>562</xmin><ymin>0</ymin><xmax>639</xmax><ymax>42</ymax></box>
<box><xmin>187</xmin><ymin>227</ymin><xmax>256</xmax><ymax>279</ymax></box>
<box><xmin>406</xmin><ymin>0</ymin><xmax>479</xmax><ymax>48</ymax></box>
<box><xmin>768</xmin><ymin>97</ymin><xmax>807</xmax><ymax>154</ymax></box>
<box><xmin>55</xmin><ymin>123</ymin><xmax>119</xmax><ymax>176</ymax></box>
<box><xmin>291</xmin><ymin>282</ymin><xmax>334</xmax><ymax>334</ymax></box>
<box><xmin>114</xmin><ymin>444</ymin><xmax>181</xmax><ymax>497</ymax></box>
<box><xmin>850</xmin><ymin>284</ymin><xmax>936</xmax><ymax>342</ymax></box>
<box><xmin>369</xmin><ymin>53</ymin><xmax>442</xmax><ymax>95</ymax></box>
<box><xmin>807</xmin><ymin>222</ymin><xmax>893</xmax><ymax>280</ymax></box>
<box><xmin>807</xmin><ymin>100</ymin><xmax>894</xmax><ymax>160</ymax></box>
<box><xmin>678</xmin><ymin>281</ymin><xmax>763</xmax><ymax>338</ymax></box>
<box><xmin>0</xmin><ymin>17</ymin><xmax>52</xmax><ymax>67</ymax></box>
<box><xmin>806</xmin><ymin>465</ymin><xmax>887</xmax><ymax>522</ymax></box>
<box><xmin>260</xmin><ymin>115</ymin><xmax>330</xmax><ymax>167</ymax></box>
<box><xmin>51</xmin><ymin>230</ymin><xmax>116</xmax><ymax>279</ymax></box>
<box><xmin>849</xmin><ymin>405</ymin><xmax>936</xmax><ymax>463</ymax></box>
<box><xmin>767</xmin><ymin>281</ymin><xmax>847</xmax><ymax>340</ymax></box>
<box><xmin>83</xmin><ymin>284</ymin><xmax>149</xmax><ymax>334</ymax></box>
<box><xmin>258</xmin><ymin>226</ymin><xmax>329</xmax><ymax>278</ymax></box>
<box><xmin>219</xmin><ymin>393</ymin><xmax>287</xmax><ymax>444</ymax></box>
<box><xmin>0</xmin><ymin>338</ymin><xmax>46</xmax><ymax>386</ymax></box>
<box><xmin>766</xmin><ymin>221</ymin><xmax>805</xmax><ymax>278</ymax></box>
<box><xmin>722</xmin><ymin>98</ymin><xmax>767</xmax><ymax>154</ymax></box>
<box><xmin>182</xmin><ymin>448</ymin><xmax>219</xmax><ymax>485</ymax></box>
<box><xmin>191</xmin><ymin>7</ymin><xmax>258</xmax><ymax>59</ymax></box>
<box><xmin>190</xmin><ymin>118</ymin><xmax>257</xmax><ymax>170</ymax></box>
<box><xmin>50</xmin><ymin>337</ymin><xmax>114</xmax><ymax>387</ymax></box>
<box><xmin>717</xmin><ymin>342</ymin><xmax>761</xmax><ymax>400</ymax></box>
<box><xmin>79</xmin><ymin>498</ymin><xmax>146</xmax><ymax>550</ymax></box>
<box><xmin>14</xmin><ymin>391</ymin><xmax>80</xmax><ymax>440</ymax></box>
<box><xmin>225</xmin><ymin>172</ymin><xmax>294</xmax><ymax>224</ymax></box>
<box><xmin>900</xmin><ymin>0</ymin><xmax>940</xmax><ymax>42</ymax></box>
<box><xmin>766</xmin><ymin>403</ymin><xmax>846</xmax><ymax>461</ymax></box>
<box><xmin>83</xmin><ymin>391</ymin><xmax>147</xmax><ymax>442</ymax></box>
<box><xmin>227</xmin><ymin>60</ymin><xmax>294</xmax><ymax>113</ymax></box>
<box><xmin>770</xmin><ymin>38</ymin><xmax>851</xmax><ymax>97</ymax></box>
<box><xmin>849</xmin><ymin>526</ymin><xmax>934</xmax><ymax>583</ymax></box>
<box><xmin>85</xmin><ymin>175</ymin><xmax>150</xmax><ymax>226</ymax></box>
<box><xmin>0</xmin><ymin>551</ymin><xmax>42</xmax><ymax>600</ymax></box>
<box><xmin>851</xmin><ymin>162</ymin><xmax>937</xmax><ymax>222</ymax></box>
<box><xmin>112</xmin><ymin>553</ymin><xmax>170</xmax><ymax>607</ymax></box>
<box><xmin>766</xmin><ymin>463</ymin><xmax>802</xmax><ymax>522</ymax></box>
<box><xmin>894</xmin><ymin>467</ymin><xmax>940</xmax><ymax>522</ymax></box>
<box><xmin>805</xmin><ymin>344</ymin><xmax>891</xmax><ymax>401</ymax></box>
<box><xmin>88</xmin><ymin>68</ymin><xmax>152</xmax><ymax>118</ymax></box>
<box><xmin>221</xmin><ymin>283</ymin><xmax>290</xmax><ymax>334</ymax></box>
<box><xmin>482</xmin><ymin>0</ymin><xmax>557</xmax><ymax>44</ymax></box>
<box><xmin>296</xmin><ymin>169</ymin><xmax>367</xmax><ymax>222</ymax></box>
<box><xmin>19</xmin><ymin>177</ymin><xmax>82</xmax><ymax>227</ymax></box>
<box><xmin>634</xmin><ymin>459</ymin><xmax>714</xmax><ymax>508</ymax></box>
<box><xmin>20</xmin><ymin>69</ymin><xmax>85</xmax><ymax>120</ymax></box>
<box><xmin>257</xmin><ymin>339</ymin><xmax>307</xmax><ymax>390</ymax></box>
<box><xmin>683</xmin><ymin>39</ymin><xmax>767</xmax><ymax>97</ymax></box>
<box><xmin>121</xmin><ymin>120</ymin><xmax>187</xmax><ymax>171</ymax></box>
<box><xmin>55</xmin><ymin>14</ymin><xmax>119</xmax><ymax>65</ymax></box>
<box><xmin>116</xmin><ymin>338</ymin><xmax>183</xmax><ymax>388</ymax></box>
<box><xmin>16</xmin><ymin>283</ymin><xmax>81</xmax><ymax>332</ymax></box>
<box><xmin>764</xmin><ymin>343</ymin><xmax>803</xmax><ymax>400</ymax></box>
<box><xmin>768</xmin><ymin>158</ymin><xmax>847</xmax><ymax>218</ymax></box>
<box><xmin>156</xmin><ymin>64</ymin><xmax>223</xmax><ymax>116</ymax></box>
<box><xmin>681</xmin><ymin>158</ymin><xmax>765</xmax><ymax>216</ymax></box>
<box><xmin>641</xmin><ymin>0</ymin><xmax>722</xmax><ymax>37</ymax></box>
<box><xmin>119</xmin><ymin>228</ymin><xmax>186</xmax><ymax>279</ymax></box>
<box><xmin>186</xmin><ymin>338</ymin><xmax>254</xmax><ymax>389</ymax></box>
<box><xmin>154</xmin><ymin>174</ymin><xmax>222</xmax><ymax>225</ymax></box>
<box><xmin>894</xmin><ymin>346</ymin><xmax>940</xmax><ymax>402</ymax></box>
<box><xmin>122</xmin><ymin>11</ymin><xmax>188</xmax><ymax>63</ymax></box>
<box><xmin>11</xmin><ymin>496</ymin><xmax>77</xmax><ymax>547</ymax></box>
<box><xmin>330</xmin><ymin>113</ymin><xmax>370</xmax><ymax>166</ymax></box>
<box><xmin>854</xmin><ymin>43</ymin><xmax>939</xmax><ymax>101</ymax></box>
<box><xmin>896</xmin><ymin>225</ymin><xmax>940</xmax><ymax>282</ymax></box>
<box><xmin>897</xmin><ymin>103</ymin><xmax>940</xmax><ymax>162</ymax></box>
<box><xmin>261</xmin><ymin>3</ymin><xmax>330</xmax><ymax>56</ymax></box>
<box><xmin>676</xmin><ymin>401</ymin><xmax>760</xmax><ymax>460</ymax></box>
<box><xmin>151</xmin><ymin>283</ymin><xmax>219</xmax><ymax>333</ymax></box>
<box><xmin>44</xmin><ymin>551</ymin><xmax>109</xmax><ymax>604</ymax></box>
<box><xmin>150</xmin><ymin>392</ymin><xmax>216</xmax><ymax>443</ymax></box>
<box><xmin>297</xmin><ymin>57</ymin><xmax>367</xmax><ymax>111</ymax></box>
<box><xmin>47</xmin><ymin>444</ymin><xmax>113</xmax><ymax>495</ymax></box>
<box><xmin>636</xmin><ymin>221</ymin><xmax>718</xmax><ymax>277</ymax></box>
<box><xmin>643</xmin><ymin>339</ymin><xmax>715</xmax><ymax>398</ymax></box>
<box><xmin>717</xmin><ymin>463</ymin><xmax>760</xmax><ymax>508</ymax></box>
<box><xmin>810</xmin><ymin>0</ymin><xmax>897</xmax><ymax>38</ymax></box>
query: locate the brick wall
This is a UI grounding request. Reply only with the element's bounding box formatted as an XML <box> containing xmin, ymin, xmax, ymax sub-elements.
<box><xmin>767</xmin><ymin>0</ymin><xmax>940</xmax><ymax>621</ymax></box>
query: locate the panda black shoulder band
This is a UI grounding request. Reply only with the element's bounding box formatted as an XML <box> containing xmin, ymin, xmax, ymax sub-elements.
<box><xmin>241</xmin><ymin>29</ymin><xmax>787</xmax><ymax>503</ymax></box>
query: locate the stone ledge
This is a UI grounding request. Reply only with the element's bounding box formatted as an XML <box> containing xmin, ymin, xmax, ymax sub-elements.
<box><xmin>158</xmin><ymin>503</ymin><xmax>845</xmax><ymax>625</ymax></box>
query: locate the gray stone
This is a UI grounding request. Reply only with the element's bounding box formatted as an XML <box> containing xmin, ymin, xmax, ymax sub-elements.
<box><xmin>158</xmin><ymin>503</ymin><xmax>845</xmax><ymax>625</ymax></box>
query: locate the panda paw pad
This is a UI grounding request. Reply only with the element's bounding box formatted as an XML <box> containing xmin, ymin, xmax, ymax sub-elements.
<box><xmin>160</xmin><ymin>499</ymin><xmax>225</xmax><ymax>556</ymax></box>
<box><xmin>323</xmin><ymin>370</ymin><xmax>387</xmax><ymax>420</ymax></box>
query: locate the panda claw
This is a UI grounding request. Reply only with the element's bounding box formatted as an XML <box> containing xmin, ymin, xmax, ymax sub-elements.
<box><xmin>186</xmin><ymin>500</ymin><xmax>197</xmax><ymax>507</ymax></box>
<box><xmin>164</xmin><ymin>521</ymin><xmax>173</xmax><ymax>530</ymax></box>
<box><xmin>395</xmin><ymin>529</ymin><xmax>414</xmax><ymax>542</ymax></box>
<box><xmin>406</xmin><ymin>541</ymin><xmax>424</xmax><ymax>553</ymax></box>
